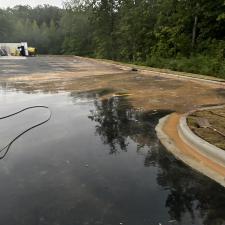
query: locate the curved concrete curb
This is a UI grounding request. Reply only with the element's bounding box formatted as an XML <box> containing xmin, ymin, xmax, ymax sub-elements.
<box><xmin>178</xmin><ymin>105</ymin><xmax>225</xmax><ymax>168</ymax></box>
<box><xmin>156</xmin><ymin>114</ymin><xmax>225</xmax><ymax>187</ymax></box>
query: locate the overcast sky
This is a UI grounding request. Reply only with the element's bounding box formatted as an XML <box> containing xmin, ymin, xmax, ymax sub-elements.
<box><xmin>0</xmin><ymin>0</ymin><xmax>64</xmax><ymax>8</ymax></box>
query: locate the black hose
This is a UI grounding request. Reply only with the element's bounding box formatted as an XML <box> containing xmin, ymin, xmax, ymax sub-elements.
<box><xmin>0</xmin><ymin>106</ymin><xmax>52</xmax><ymax>159</ymax></box>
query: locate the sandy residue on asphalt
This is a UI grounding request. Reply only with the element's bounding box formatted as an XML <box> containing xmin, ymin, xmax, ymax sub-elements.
<box><xmin>163</xmin><ymin>113</ymin><xmax>225</xmax><ymax>177</ymax></box>
<box><xmin>0</xmin><ymin>56</ymin><xmax>225</xmax><ymax>112</ymax></box>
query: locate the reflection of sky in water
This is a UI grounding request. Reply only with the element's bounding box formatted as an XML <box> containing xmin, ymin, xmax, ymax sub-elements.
<box><xmin>0</xmin><ymin>90</ymin><xmax>224</xmax><ymax>225</ymax></box>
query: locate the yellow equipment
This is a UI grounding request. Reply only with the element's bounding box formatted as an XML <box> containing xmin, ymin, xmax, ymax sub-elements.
<box><xmin>28</xmin><ymin>47</ymin><xmax>37</xmax><ymax>56</ymax></box>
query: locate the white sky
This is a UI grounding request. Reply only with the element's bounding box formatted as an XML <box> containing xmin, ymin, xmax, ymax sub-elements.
<box><xmin>0</xmin><ymin>0</ymin><xmax>64</xmax><ymax>8</ymax></box>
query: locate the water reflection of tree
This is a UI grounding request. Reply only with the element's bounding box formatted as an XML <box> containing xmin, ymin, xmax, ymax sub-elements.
<box><xmin>156</xmin><ymin>148</ymin><xmax>225</xmax><ymax>225</ymax></box>
<box><xmin>88</xmin><ymin>95</ymin><xmax>225</xmax><ymax>225</ymax></box>
<box><xmin>88</xmin><ymin>96</ymin><xmax>130</xmax><ymax>153</ymax></box>
<box><xmin>88</xmin><ymin>96</ymin><xmax>171</xmax><ymax>154</ymax></box>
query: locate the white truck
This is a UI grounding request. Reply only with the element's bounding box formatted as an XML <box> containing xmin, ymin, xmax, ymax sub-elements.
<box><xmin>0</xmin><ymin>42</ymin><xmax>29</xmax><ymax>56</ymax></box>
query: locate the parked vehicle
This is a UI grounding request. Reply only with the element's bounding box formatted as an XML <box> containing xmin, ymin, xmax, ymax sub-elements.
<box><xmin>28</xmin><ymin>47</ymin><xmax>37</xmax><ymax>56</ymax></box>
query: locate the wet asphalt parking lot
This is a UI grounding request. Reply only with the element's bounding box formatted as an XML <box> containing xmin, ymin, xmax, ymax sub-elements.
<box><xmin>0</xmin><ymin>56</ymin><xmax>225</xmax><ymax>225</ymax></box>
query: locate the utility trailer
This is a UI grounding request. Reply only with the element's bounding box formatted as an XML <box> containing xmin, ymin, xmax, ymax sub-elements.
<box><xmin>0</xmin><ymin>42</ymin><xmax>29</xmax><ymax>56</ymax></box>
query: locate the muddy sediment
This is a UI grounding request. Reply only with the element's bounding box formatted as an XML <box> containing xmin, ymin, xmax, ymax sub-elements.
<box><xmin>187</xmin><ymin>106</ymin><xmax>225</xmax><ymax>150</ymax></box>
<box><xmin>0</xmin><ymin>56</ymin><xmax>224</xmax><ymax>113</ymax></box>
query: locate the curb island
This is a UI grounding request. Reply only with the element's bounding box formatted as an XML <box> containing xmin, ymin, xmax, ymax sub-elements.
<box><xmin>156</xmin><ymin>108</ymin><xmax>225</xmax><ymax>187</ymax></box>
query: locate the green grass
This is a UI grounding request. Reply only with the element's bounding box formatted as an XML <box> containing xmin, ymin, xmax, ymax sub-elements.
<box><xmin>145</xmin><ymin>55</ymin><xmax>225</xmax><ymax>79</ymax></box>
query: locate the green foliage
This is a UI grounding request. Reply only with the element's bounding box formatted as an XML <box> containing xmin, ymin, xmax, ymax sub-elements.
<box><xmin>146</xmin><ymin>55</ymin><xmax>225</xmax><ymax>78</ymax></box>
<box><xmin>0</xmin><ymin>9</ymin><xmax>14</xmax><ymax>42</ymax></box>
<box><xmin>0</xmin><ymin>0</ymin><xmax>224</xmax><ymax>78</ymax></box>
<box><xmin>0</xmin><ymin>5</ymin><xmax>64</xmax><ymax>54</ymax></box>
<box><xmin>60</xmin><ymin>6</ymin><xmax>94</xmax><ymax>55</ymax></box>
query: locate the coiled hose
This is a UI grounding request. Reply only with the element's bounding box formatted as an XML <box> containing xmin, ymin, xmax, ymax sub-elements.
<box><xmin>0</xmin><ymin>106</ymin><xmax>52</xmax><ymax>159</ymax></box>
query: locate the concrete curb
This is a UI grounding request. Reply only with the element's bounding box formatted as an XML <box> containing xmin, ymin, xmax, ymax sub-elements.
<box><xmin>140</xmin><ymin>69</ymin><xmax>225</xmax><ymax>87</ymax></box>
<box><xmin>156</xmin><ymin>114</ymin><xmax>225</xmax><ymax>187</ymax></box>
<box><xmin>178</xmin><ymin>105</ymin><xmax>225</xmax><ymax>168</ymax></box>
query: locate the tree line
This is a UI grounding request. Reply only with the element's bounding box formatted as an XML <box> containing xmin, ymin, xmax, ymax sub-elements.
<box><xmin>0</xmin><ymin>1</ymin><xmax>224</xmax><ymax>77</ymax></box>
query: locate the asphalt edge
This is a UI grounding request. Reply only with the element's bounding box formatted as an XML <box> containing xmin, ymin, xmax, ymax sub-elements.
<box><xmin>74</xmin><ymin>56</ymin><xmax>225</xmax><ymax>87</ymax></box>
<box><xmin>156</xmin><ymin>114</ymin><xmax>225</xmax><ymax>187</ymax></box>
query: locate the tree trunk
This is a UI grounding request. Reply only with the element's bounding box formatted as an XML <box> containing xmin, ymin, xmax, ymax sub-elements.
<box><xmin>192</xmin><ymin>15</ymin><xmax>198</xmax><ymax>48</ymax></box>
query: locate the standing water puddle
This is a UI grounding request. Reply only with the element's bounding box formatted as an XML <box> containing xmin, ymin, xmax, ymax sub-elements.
<box><xmin>0</xmin><ymin>90</ymin><xmax>225</xmax><ymax>225</ymax></box>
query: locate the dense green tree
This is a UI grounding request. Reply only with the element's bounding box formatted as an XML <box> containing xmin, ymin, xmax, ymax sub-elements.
<box><xmin>60</xmin><ymin>3</ymin><xmax>93</xmax><ymax>55</ymax></box>
<box><xmin>0</xmin><ymin>9</ymin><xmax>13</xmax><ymax>42</ymax></box>
<box><xmin>117</xmin><ymin>0</ymin><xmax>158</xmax><ymax>61</ymax></box>
<box><xmin>90</xmin><ymin>0</ymin><xmax>118</xmax><ymax>58</ymax></box>
<box><xmin>0</xmin><ymin>0</ymin><xmax>224</xmax><ymax>77</ymax></box>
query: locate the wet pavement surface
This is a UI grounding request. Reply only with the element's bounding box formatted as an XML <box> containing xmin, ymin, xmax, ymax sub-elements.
<box><xmin>0</xmin><ymin>56</ymin><xmax>224</xmax><ymax>112</ymax></box>
<box><xmin>0</xmin><ymin>56</ymin><xmax>225</xmax><ymax>225</ymax></box>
